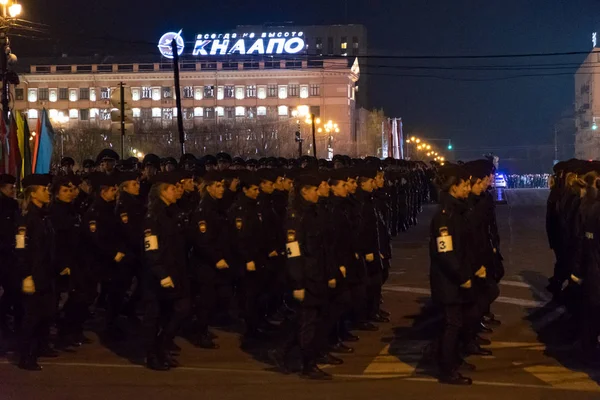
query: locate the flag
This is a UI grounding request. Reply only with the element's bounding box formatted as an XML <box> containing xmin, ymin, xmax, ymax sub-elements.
<box><xmin>0</xmin><ymin>113</ymin><xmax>7</xmax><ymax>174</ymax></box>
<box><xmin>17</xmin><ymin>113</ymin><xmax>32</xmax><ymax>177</ymax></box>
<box><xmin>34</xmin><ymin>109</ymin><xmax>55</xmax><ymax>174</ymax></box>
<box><xmin>31</xmin><ymin>112</ymin><xmax>42</xmax><ymax>173</ymax></box>
<box><xmin>7</xmin><ymin>113</ymin><xmax>21</xmax><ymax>176</ymax></box>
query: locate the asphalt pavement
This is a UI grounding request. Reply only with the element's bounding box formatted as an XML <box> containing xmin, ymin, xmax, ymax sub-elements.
<box><xmin>3</xmin><ymin>188</ymin><xmax>598</xmax><ymax>400</ymax></box>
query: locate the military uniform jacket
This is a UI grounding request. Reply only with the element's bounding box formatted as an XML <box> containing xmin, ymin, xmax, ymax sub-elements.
<box><xmin>285</xmin><ymin>198</ymin><xmax>327</xmax><ymax>306</ymax></box>
<box><xmin>328</xmin><ymin>195</ymin><xmax>359</xmax><ymax>284</ymax></box>
<box><xmin>271</xmin><ymin>190</ymin><xmax>289</xmax><ymax>222</ymax></box>
<box><xmin>16</xmin><ymin>204</ymin><xmax>55</xmax><ymax>292</ymax></box>
<box><xmin>546</xmin><ymin>187</ymin><xmax>562</xmax><ymax>250</ymax></box>
<box><xmin>429</xmin><ymin>192</ymin><xmax>473</xmax><ymax>305</ymax></box>
<box><xmin>257</xmin><ymin>192</ymin><xmax>285</xmax><ymax>256</ymax></box>
<box><xmin>0</xmin><ymin>192</ymin><xmax>18</xmax><ymax>259</ymax></box>
<box><xmin>142</xmin><ymin>201</ymin><xmax>190</xmax><ymax>299</ymax></box>
<box><xmin>82</xmin><ymin>198</ymin><xmax>127</xmax><ymax>279</ymax></box>
<box><xmin>190</xmin><ymin>194</ymin><xmax>234</xmax><ymax>282</ymax></box>
<box><xmin>229</xmin><ymin>195</ymin><xmax>265</xmax><ymax>269</ymax></box>
<box><xmin>354</xmin><ymin>189</ymin><xmax>380</xmax><ymax>272</ymax></box>
<box><xmin>49</xmin><ymin>200</ymin><xmax>81</xmax><ymax>275</ymax></box>
<box><xmin>573</xmin><ymin>198</ymin><xmax>600</xmax><ymax>305</ymax></box>
<box><xmin>116</xmin><ymin>192</ymin><xmax>146</xmax><ymax>258</ymax></box>
<box><xmin>374</xmin><ymin>188</ymin><xmax>392</xmax><ymax>259</ymax></box>
<box><xmin>466</xmin><ymin>194</ymin><xmax>494</xmax><ymax>275</ymax></box>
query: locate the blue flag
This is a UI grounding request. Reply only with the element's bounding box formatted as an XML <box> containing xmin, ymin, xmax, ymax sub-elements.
<box><xmin>34</xmin><ymin>109</ymin><xmax>54</xmax><ymax>174</ymax></box>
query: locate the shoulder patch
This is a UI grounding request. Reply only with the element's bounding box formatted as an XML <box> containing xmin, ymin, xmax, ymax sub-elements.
<box><xmin>144</xmin><ymin>229</ymin><xmax>152</xmax><ymax>237</ymax></box>
<box><xmin>199</xmin><ymin>221</ymin><xmax>207</xmax><ymax>233</ymax></box>
<box><xmin>438</xmin><ymin>226</ymin><xmax>449</xmax><ymax>236</ymax></box>
<box><xmin>89</xmin><ymin>221</ymin><xmax>97</xmax><ymax>233</ymax></box>
<box><xmin>120</xmin><ymin>213</ymin><xmax>129</xmax><ymax>224</ymax></box>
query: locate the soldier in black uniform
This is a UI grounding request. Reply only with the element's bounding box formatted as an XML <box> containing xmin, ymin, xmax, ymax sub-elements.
<box><xmin>0</xmin><ymin>174</ymin><xmax>20</xmax><ymax>340</ymax></box>
<box><xmin>141</xmin><ymin>172</ymin><xmax>191</xmax><ymax>370</ymax></box>
<box><xmin>60</xmin><ymin>157</ymin><xmax>75</xmax><ymax>176</ymax></box>
<box><xmin>96</xmin><ymin>149</ymin><xmax>120</xmax><ymax>176</ymax></box>
<box><xmin>49</xmin><ymin>176</ymin><xmax>83</xmax><ymax>347</ymax></box>
<box><xmin>269</xmin><ymin>174</ymin><xmax>332</xmax><ymax>380</ymax></box>
<box><xmin>355</xmin><ymin>169</ymin><xmax>385</xmax><ymax>324</ymax></box>
<box><xmin>189</xmin><ymin>171</ymin><xmax>231</xmax><ymax>349</ymax></box>
<box><xmin>82</xmin><ymin>159</ymin><xmax>95</xmax><ymax>175</ymax></box>
<box><xmin>73</xmin><ymin>174</ymin><xmax>93</xmax><ymax>217</ymax></box>
<box><xmin>139</xmin><ymin>154</ymin><xmax>160</xmax><ymax>205</ymax></box>
<box><xmin>82</xmin><ymin>173</ymin><xmax>129</xmax><ymax>339</ymax></box>
<box><xmin>115</xmin><ymin>172</ymin><xmax>145</xmax><ymax>320</ymax></box>
<box><xmin>229</xmin><ymin>173</ymin><xmax>267</xmax><ymax>343</ymax></box>
<box><xmin>177</xmin><ymin>170</ymin><xmax>199</xmax><ymax>216</ymax></box>
<box><xmin>16</xmin><ymin>174</ymin><xmax>56</xmax><ymax>370</ymax></box>
<box><xmin>429</xmin><ymin>164</ymin><xmax>478</xmax><ymax>385</ymax></box>
<box><xmin>373</xmin><ymin>168</ymin><xmax>393</xmax><ymax>315</ymax></box>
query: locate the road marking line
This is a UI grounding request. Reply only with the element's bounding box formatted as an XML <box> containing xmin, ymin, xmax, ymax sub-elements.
<box><xmin>363</xmin><ymin>341</ymin><xmax>428</xmax><ymax>375</ymax></box>
<box><xmin>500</xmin><ymin>280</ymin><xmax>533</xmax><ymax>289</ymax></box>
<box><xmin>524</xmin><ymin>365</ymin><xmax>600</xmax><ymax>392</ymax></box>
<box><xmin>383</xmin><ymin>286</ymin><xmax>546</xmax><ymax>308</ymax></box>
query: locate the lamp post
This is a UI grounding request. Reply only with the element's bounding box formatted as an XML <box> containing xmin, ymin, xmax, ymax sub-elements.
<box><xmin>0</xmin><ymin>0</ymin><xmax>21</xmax><ymax>122</ymax></box>
<box><xmin>51</xmin><ymin>111</ymin><xmax>69</xmax><ymax>159</ymax></box>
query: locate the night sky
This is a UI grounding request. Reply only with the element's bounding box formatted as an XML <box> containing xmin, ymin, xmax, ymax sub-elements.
<box><xmin>16</xmin><ymin>0</ymin><xmax>600</xmax><ymax>153</ymax></box>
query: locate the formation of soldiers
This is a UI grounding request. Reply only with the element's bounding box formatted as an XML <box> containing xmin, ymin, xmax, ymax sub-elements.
<box><xmin>427</xmin><ymin>160</ymin><xmax>504</xmax><ymax>385</ymax></box>
<box><xmin>547</xmin><ymin>159</ymin><xmax>600</xmax><ymax>366</ymax></box>
<box><xmin>0</xmin><ymin>148</ymin><xmax>432</xmax><ymax>380</ymax></box>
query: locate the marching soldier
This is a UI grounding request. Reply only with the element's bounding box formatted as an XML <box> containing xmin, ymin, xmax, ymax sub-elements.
<box><xmin>17</xmin><ymin>174</ymin><xmax>56</xmax><ymax>371</ymax></box>
<box><xmin>141</xmin><ymin>172</ymin><xmax>191</xmax><ymax>370</ymax></box>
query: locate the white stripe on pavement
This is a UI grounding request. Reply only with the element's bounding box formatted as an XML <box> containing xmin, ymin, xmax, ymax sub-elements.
<box><xmin>383</xmin><ymin>285</ymin><xmax>546</xmax><ymax>308</ymax></box>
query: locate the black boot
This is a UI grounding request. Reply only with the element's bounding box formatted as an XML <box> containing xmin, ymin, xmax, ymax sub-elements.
<box><xmin>439</xmin><ymin>371</ymin><xmax>472</xmax><ymax>385</ymax></box>
<box><xmin>340</xmin><ymin>331</ymin><xmax>360</xmax><ymax>342</ymax></box>
<box><xmin>329</xmin><ymin>342</ymin><xmax>354</xmax><ymax>354</ymax></box>
<box><xmin>268</xmin><ymin>348</ymin><xmax>290</xmax><ymax>374</ymax></box>
<box><xmin>354</xmin><ymin>322</ymin><xmax>378</xmax><ymax>331</ymax></box>
<box><xmin>301</xmin><ymin>359</ymin><xmax>332</xmax><ymax>380</ymax></box>
<box><xmin>316</xmin><ymin>352</ymin><xmax>344</xmax><ymax>365</ymax></box>
<box><xmin>145</xmin><ymin>354</ymin><xmax>169</xmax><ymax>371</ymax></box>
<box><xmin>18</xmin><ymin>355</ymin><xmax>42</xmax><ymax>371</ymax></box>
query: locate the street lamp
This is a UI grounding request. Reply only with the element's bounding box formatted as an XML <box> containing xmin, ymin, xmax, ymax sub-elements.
<box><xmin>0</xmin><ymin>0</ymin><xmax>22</xmax><ymax>121</ymax></box>
<box><xmin>51</xmin><ymin>111</ymin><xmax>69</xmax><ymax>159</ymax></box>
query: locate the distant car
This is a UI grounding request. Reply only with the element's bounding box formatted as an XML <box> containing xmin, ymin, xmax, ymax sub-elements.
<box><xmin>494</xmin><ymin>173</ymin><xmax>507</xmax><ymax>188</ymax></box>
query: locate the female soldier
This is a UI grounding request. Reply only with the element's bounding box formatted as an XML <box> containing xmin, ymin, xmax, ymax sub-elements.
<box><xmin>429</xmin><ymin>164</ymin><xmax>477</xmax><ymax>385</ymax></box>
<box><xmin>17</xmin><ymin>174</ymin><xmax>56</xmax><ymax>371</ymax></box>
<box><xmin>141</xmin><ymin>172</ymin><xmax>191</xmax><ymax>371</ymax></box>
<box><xmin>269</xmin><ymin>173</ymin><xmax>331</xmax><ymax>380</ymax></box>
<box><xmin>189</xmin><ymin>171</ymin><xmax>231</xmax><ymax>349</ymax></box>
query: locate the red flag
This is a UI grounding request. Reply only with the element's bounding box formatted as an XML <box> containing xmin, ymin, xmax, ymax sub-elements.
<box><xmin>7</xmin><ymin>114</ymin><xmax>21</xmax><ymax>176</ymax></box>
<box><xmin>31</xmin><ymin>115</ymin><xmax>41</xmax><ymax>173</ymax></box>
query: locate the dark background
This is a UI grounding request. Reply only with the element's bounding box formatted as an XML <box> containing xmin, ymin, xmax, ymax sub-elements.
<box><xmin>14</xmin><ymin>0</ymin><xmax>600</xmax><ymax>171</ymax></box>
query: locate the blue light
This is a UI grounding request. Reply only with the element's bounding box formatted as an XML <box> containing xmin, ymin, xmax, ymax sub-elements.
<box><xmin>158</xmin><ymin>30</ymin><xmax>185</xmax><ymax>59</ymax></box>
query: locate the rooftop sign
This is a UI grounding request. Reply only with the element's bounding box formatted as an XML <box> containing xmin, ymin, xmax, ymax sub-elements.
<box><xmin>158</xmin><ymin>30</ymin><xmax>305</xmax><ymax>58</ymax></box>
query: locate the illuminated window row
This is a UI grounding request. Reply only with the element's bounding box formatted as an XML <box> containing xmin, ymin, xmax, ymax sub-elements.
<box><xmin>28</xmin><ymin>105</ymin><xmax>298</xmax><ymax>120</ymax></box>
<box><xmin>21</xmin><ymin>84</ymin><xmax>321</xmax><ymax>103</ymax></box>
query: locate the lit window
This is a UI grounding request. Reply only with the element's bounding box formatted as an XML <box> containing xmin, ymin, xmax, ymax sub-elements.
<box><xmin>90</xmin><ymin>108</ymin><xmax>99</xmax><ymax>118</ymax></box>
<box><xmin>204</xmin><ymin>85</ymin><xmax>215</xmax><ymax>98</ymax></box>
<box><xmin>235</xmin><ymin>86</ymin><xmax>245</xmax><ymax>100</ymax></box>
<box><xmin>163</xmin><ymin>87</ymin><xmax>172</xmax><ymax>99</ymax></box>
<box><xmin>310</xmin><ymin>84</ymin><xmax>320</xmax><ymax>96</ymax></box>
<box><xmin>69</xmin><ymin>89</ymin><xmax>78</xmax><ymax>102</ymax></box>
<box><xmin>172</xmin><ymin>108</ymin><xmax>178</xmax><ymax>117</ymax></box>
<box><xmin>58</xmin><ymin>88</ymin><xmax>68</xmax><ymax>100</ymax></box>
<box><xmin>257</xmin><ymin>106</ymin><xmax>267</xmax><ymax>116</ymax></box>
<box><xmin>131</xmin><ymin>88</ymin><xmax>140</xmax><ymax>101</ymax></box>
<box><xmin>100</xmin><ymin>87</ymin><xmax>110</xmax><ymax>100</ymax></box>
<box><xmin>288</xmin><ymin>84</ymin><xmax>299</xmax><ymax>97</ymax></box>
<box><xmin>194</xmin><ymin>107</ymin><xmax>203</xmax><ymax>117</ymax></box>
<box><xmin>278</xmin><ymin>105</ymin><xmax>288</xmax><ymax>116</ymax></box>
<box><xmin>28</xmin><ymin>89</ymin><xmax>37</xmax><ymax>102</ymax></box>
<box><xmin>235</xmin><ymin>106</ymin><xmax>245</xmax><ymax>117</ymax></box>
<box><xmin>278</xmin><ymin>85</ymin><xmax>288</xmax><ymax>99</ymax></box>
<box><xmin>28</xmin><ymin>109</ymin><xmax>38</xmax><ymax>119</ymax></box>
<box><xmin>204</xmin><ymin>107</ymin><xmax>215</xmax><ymax>119</ymax></box>
<box><xmin>132</xmin><ymin>108</ymin><xmax>141</xmax><ymax>118</ymax></box>
<box><xmin>141</xmin><ymin>87</ymin><xmax>152</xmax><ymax>99</ymax></box>
<box><xmin>99</xmin><ymin>109</ymin><xmax>111</xmax><ymax>120</ymax></box>
<box><xmin>183</xmin><ymin>108</ymin><xmax>194</xmax><ymax>120</ymax></box>
<box><xmin>49</xmin><ymin>89</ymin><xmax>57</xmax><ymax>102</ymax></box>
<box><xmin>267</xmin><ymin>85</ymin><xmax>278</xmax><ymax>98</ymax></box>
<box><xmin>300</xmin><ymin>85</ymin><xmax>309</xmax><ymax>99</ymax></box>
<box><xmin>151</xmin><ymin>88</ymin><xmax>161</xmax><ymax>101</ymax></box>
<box><xmin>257</xmin><ymin>86</ymin><xmax>267</xmax><ymax>99</ymax></box>
<box><xmin>194</xmin><ymin>87</ymin><xmax>203</xmax><ymax>100</ymax></box>
<box><xmin>152</xmin><ymin>107</ymin><xmax>161</xmax><ymax>118</ymax></box>
<box><xmin>216</xmin><ymin>106</ymin><xmax>224</xmax><ymax>117</ymax></box>
<box><xmin>162</xmin><ymin>108</ymin><xmax>173</xmax><ymax>120</ymax></box>
<box><xmin>183</xmin><ymin>86</ymin><xmax>194</xmax><ymax>98</ymax></box>
<box><xmin>89</xmin><ymin>88</ymin><xmax>97</xmax><ymax>102</ymax></box>
<box><xmin>246</xmin><ymin>85</ymin><xmax>257</xmax><ymax>98</ymax></box>
<box><xmin>69</xmin><ymin>109</ymin><xmax>78</xmax><ymax>119</ymax></box>
<box><xmin>49</xmin><ymin>109</ymin><xmax>58</xmax><ymax>119</ymax></box>
<box><xmin>79</xmin><ymin>88</ymin><xmax>90</xmax><ymax>100</ymax></box>
<box><xmin>217</xmin><ymin>86</ymin><xmax>224</xmax><ymax>100</ymax></box>
<box><xmin>224</xmin><ymin>85</ymin><xmax>235</xmax><ymax>98</ymax></box>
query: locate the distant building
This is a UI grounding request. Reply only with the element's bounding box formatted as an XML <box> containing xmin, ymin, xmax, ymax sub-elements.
<box><xmin>574</xmin><ymin>50</ymin><xmax>600</xmax><ymax>160</ymax></box>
